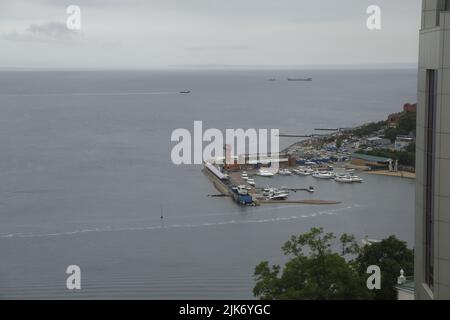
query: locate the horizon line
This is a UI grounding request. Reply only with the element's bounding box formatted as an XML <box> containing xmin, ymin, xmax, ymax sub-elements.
<box><xmin>0</xmin><ymin>62</ymin><xmax>419</xmax><ymax>72</ymax></box>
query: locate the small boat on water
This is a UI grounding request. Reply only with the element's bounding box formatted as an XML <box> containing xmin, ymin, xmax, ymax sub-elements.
<box><xmin>241</xmin><ymin>173</ymin><xmax>249</xmax><ymax>180</ymax></box>
<box><xmin>334</xmin><ymin>175</ymin><xmax>353</xmax><ymax>183</ymax></box>
<box><xmin>264</xmin><ymin>188</ymin><xmax>290</xmax><ymax>200</ymax></box>
<box><xmin>295</xmin><ymin>167</ymin><xmax>314</xmax><ymax>176</ymax></box>
<box><xmin>350</xmin><ymin>175</ymin><xmax>363</xmax><ymax>183</ymax></box>
<box><xmin>313</xmin><ymin>171</ymin><xmax>335</xmax><ymax>179</ymax></box>
<box><xmin>270</xmin><ymin>190</ymin><xmax>289</xmax><ymax>200</ymax></box>
<box><xmin>179</xmin><ymin>90</ymin><xmax>191</xmax><ymax>94</ymax></box>
<box><xmin>287</xmin><ymin>78</ymin><xmax>312</xmax><ymax>82</ymax></box>
<box><xmin>258</xmin><ymin>169</ymin><xmax>275</xmax><ymax>177</ymax></box>
<box><xmin>236</xmin><ymin>185</ymin><xmax>249</xmax><ymax>195</ymax></box>
<box><xmin>334</xmin><ymin>174</ymin><xmax>363</xmax><ymax>183</ymax></box>
<box><xmin>247</xmin><ymin>178</ymin><xmax>255</xmax><ymax>186</ymax></box>
<box><xmin>278</xmin><ymin>169</ymin><xmax>292</xmax><ymax>176</ymax></box>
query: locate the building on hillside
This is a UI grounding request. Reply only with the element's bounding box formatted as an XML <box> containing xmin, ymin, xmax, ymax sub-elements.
<box><xmin>395</xmin><ymin>135</ymin><xmax>415</xmax><ymax>151</ymax></box>
<box><xmin>350</xmin><ymin>153</ymin><xmax>392</xmax><ymax>170</ymax></box>
<box><xmin>387</xmin><ymin>112</ymin><xmax>402</xmax><ymax>128</ymax></box>
<box><xmin>362</xmin><ymin>137</ymin><xmax>391</xmax><ymax>148</ymax></box>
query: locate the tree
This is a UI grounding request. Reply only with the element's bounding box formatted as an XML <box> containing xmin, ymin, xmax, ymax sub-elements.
<box><xmin>253</xmin><ymin>228</ymin><xmax>371</xmax><ymax>300</ymax></box>
<box><xmin>253</xmin><ymin>229</ymin><xmax>414</xmax><ymax>300</ymax></box>
<box><xmin>355</xmin><ymin>236</ymin><xmax>414</xmax><ymax>300</ymax></box>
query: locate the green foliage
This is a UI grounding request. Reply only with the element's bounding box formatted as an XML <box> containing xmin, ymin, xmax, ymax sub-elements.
<box><xmin>406</xmin><ymin>142</ymin><xmax>416</xmax><ymax>153</ymax></box>
<box><xmin>352</xmin><ymin>121</ymin><xmax>387</xmax><ymax>138</ymax></box>
<box><xmin>253</xmin><ymin>228</ymin><xmax>370</xmax><ymax>300</ymax></box>
<box><xmin>355</xmin><ymin>236</ymin><xmax>414</xmax><ymax>300</ymax></box>
<box><xmin>398</xmin><ymin>111</ymin><xmax>417</xmax><ymax>135</ymax></box>
<box><xmin>253</xmin><ymin>228</ymin><xmax>414</xmax><ymax>300</ymax></box>
<box><xmin>384</xmin><ymin>111</ymin><xmax>417</xmax><ymax>143</ymax></box>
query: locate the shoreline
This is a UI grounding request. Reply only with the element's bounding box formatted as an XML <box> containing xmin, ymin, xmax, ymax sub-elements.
<box><xmin>364</xmin><ymin>170</ymin><xmax>416</xmax><ymax>179</ymax></box>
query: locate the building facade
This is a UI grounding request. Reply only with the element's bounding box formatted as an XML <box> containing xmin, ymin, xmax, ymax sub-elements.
<box><xmin>415</xmin><ymin>0</ymin><xmax>450</xmax><ymax>300</ymax></box>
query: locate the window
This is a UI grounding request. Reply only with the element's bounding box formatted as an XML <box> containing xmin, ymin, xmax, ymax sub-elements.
<box><xmin>425</xmin><ymin>70</ymin><xmax>437</xmax><ymax>290</ymax></box>
<box><xmin>437</xmin><ymin>0</ymin><xmax>450</xmax><ymax>25</ymax></box>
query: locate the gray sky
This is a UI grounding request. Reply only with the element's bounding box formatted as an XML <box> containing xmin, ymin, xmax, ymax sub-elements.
<box><xmin>0</xmin><ymin>0</ymin><xmax>422</xmax><ymax>69</ymax></box>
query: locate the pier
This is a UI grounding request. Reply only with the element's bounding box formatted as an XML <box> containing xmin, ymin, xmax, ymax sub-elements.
<box><xmin>203</xmin><ymin>162</ymin><xmax>341</xmax><ymax>207</ymax></box>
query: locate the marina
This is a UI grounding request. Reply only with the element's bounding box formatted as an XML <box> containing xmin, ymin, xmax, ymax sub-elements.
<box><xmin>202</xmin><ymin>153</ymin><xmax>350</xmax><ymax>206</ymax></box>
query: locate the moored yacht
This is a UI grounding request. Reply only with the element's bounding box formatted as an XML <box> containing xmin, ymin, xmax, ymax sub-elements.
<box><xmin>312</xmin><ymin>171</ymin><xmax>335</xmax><ymax>179</ymax></box>
<box><xmin>295</xmin><ymin>167</ymin><xmax>314</xmax><ymax>176</ymax></box>
<box><xmin>258</xmin><ymin>169</ymin><xmax>275</xmax><ymax>177</ymax></box>
<box><xmin>267</xmin><ymin>188</ymin><xmax>289</xmax><ymax>200</ymax></box>
<box><xmin>278</xmin><ymin>169</ymin><xmax>292</xmax><ymax>176</ymax></box>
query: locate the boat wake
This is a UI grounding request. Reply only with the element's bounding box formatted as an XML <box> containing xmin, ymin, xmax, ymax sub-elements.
<box><xmin>0</xmin><ymin>205</ymin><xmax>359</xmax><ymax>239</ymax></box>
<box><xmin>0</xmin><ymin>91</ymin><xmax>179</xmax><ymax>97</ymax></box>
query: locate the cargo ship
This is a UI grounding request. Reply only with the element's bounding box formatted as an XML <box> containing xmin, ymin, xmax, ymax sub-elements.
<box><xmin>287</xmin><ymin>78</ymin><xmax>312</xmax><ymax>81</ymax></box>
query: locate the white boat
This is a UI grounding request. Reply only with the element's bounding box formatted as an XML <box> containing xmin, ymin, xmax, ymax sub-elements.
<box><xmin>241</xmin><ymin>174</ymin><xmax>249</xmax><ymax>180</ymax></box>
<box><xmin>295</xmin><ymin>167</ymin><xmax>314</xmax><ymax>176</ymax></box>
<box><xmin>334</xmin><ymin>175</ymin><xmax>354</xmax><ymax>183</ymax></box>
<box><xmin>236</xmin><ymin>185</ymin><xmax>249</xmax><ymax>195</ymax></box>
<box><xmin>247</xmin><ymin>179</ymin><xmax>255</xmax><ymax>186</ymax></box>
<box><xmin>269</xmin><ymin>190</ymin><xmax>289</xmax><ymax>200</ymax></box>
<box><xmin>262</xmin><ymin>186</ymin><xmax>272</xmax><ymax>196</ymax></box>
<box><xmin>278</xmin><ymin>169</ymin><xmax>292</xmax><ymax>176</ymax></box>
<box><xmin>266</xmin><ymin>188</ymin><xmax>290</xmax><ymax>200</ymax></box>
<box><xmin>312</xmin><ymin>171</ymin><xmax>335</xmax><ymax>179</ymax></box>
<box><xmin>350</xmin><ymin>175</ymin><xmax>363</xmax><ymax>183</ymax></box>
<box><xmin>334</xmin><ymin>174</ymin><xmax>363</xmax><ymax>183</ymax></box>
<box><xmin>258</xmin><ymin>169</ymin><xmax>275</xmax><ymax>177</ymax></box>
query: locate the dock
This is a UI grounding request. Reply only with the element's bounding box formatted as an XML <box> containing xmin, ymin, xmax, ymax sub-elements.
<box><xmin>260</xmin><ymin>200</ymin><xmax>341</xmax><ymax>205</ymax></box>
<box><xmin>203</xmin><ymin>163</ymin><xmax>341</xmax><ymax>207</ymax></box>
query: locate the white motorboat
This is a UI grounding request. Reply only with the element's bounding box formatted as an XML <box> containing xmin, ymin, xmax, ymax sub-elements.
<box><xmin>312</xmin><ymin>171</ymin><xmax>335</xmax><ymax>179</ymax></box>
<box><xmin>278</xmin><ymin>169</ymin><xmax>292</xmax><ymax>176</ymax></box>
<box><xmin>258</xmin><ymin>169</ymin><xmax>275</xmax><ymax>177</ymax></box>
<box><xmin>262</xmin><ymin>186</ymin><xmax>272</xmax><ymax>196</ymax></box>
<box><xmin>247</xmin><ymin>179</ymin><xmax>255</xmax><ymax>186</ymax></box>
<box><xmin>334</xmin><ymin>174</ymin><xmax>363</xmax><ymax>183</ymax></box>
<box><xmin>350</xmin><ymin>175</ymin><xmax>363</xmax><ymax>183</ymax></box>
<box><xmin>267</xmin><ymin>188</ymin><xmax>290</xmax><ymax>200</ymax></box>
<box><xmin>236</xmin><ymin>185</ymin><xmax>249</xmax><ymax>195</ymax></box>
<box><xmin>295</xmin><ymin>167</ymin><xmax>314</xmax><ymax>176</ymax></box>
<box><xmin>334</xmin><ymin>175</ymin><xmax>354</xmax><ymax>183</ymax></box>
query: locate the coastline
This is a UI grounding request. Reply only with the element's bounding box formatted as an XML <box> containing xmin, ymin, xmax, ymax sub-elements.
<box><xmin>364</xmin><ymin>170</ymin><xmax>416</xmax><ymax>179</ymax></box>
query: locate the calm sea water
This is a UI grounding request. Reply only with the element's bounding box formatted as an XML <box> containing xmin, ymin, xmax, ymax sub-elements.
<box><xmin>0</xmin><ymin>69</ymin><xmax>416</xmax><ymax>299</ymax></box>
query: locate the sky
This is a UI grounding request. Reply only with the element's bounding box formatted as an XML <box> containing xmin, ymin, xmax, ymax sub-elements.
<box><xmin>0</xmin><ymin>0</ymin><xmax>422</xmax><ymax>69</ymax></box>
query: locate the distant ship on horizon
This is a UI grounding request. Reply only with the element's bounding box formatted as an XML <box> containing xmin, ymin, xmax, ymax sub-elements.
<box><xmin>287</xmin><ymin>77</ymin><xmax>312</xmax><ymax>81</ymax></box>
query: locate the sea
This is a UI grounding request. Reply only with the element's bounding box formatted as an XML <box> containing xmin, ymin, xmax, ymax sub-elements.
<box><xmin>0</xmin><ymin>69</ymin><xmax>417</xmax><ymax>299</ymax></box>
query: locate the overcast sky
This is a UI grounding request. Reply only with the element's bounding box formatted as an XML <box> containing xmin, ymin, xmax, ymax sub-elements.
<box><xmin>0</xmin><ymin>0</ymin><xmax>422</xmax><ymax>69</ymax></box>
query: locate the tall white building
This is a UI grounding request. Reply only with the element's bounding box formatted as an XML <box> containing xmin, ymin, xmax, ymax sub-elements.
<box><xmin>415</xmin><ymin>0</ymin><xmax>450</xmax><ymax>300</ymax></box>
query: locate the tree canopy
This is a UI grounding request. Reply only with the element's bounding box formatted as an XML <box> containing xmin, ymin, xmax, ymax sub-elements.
<box><xmin>253</xmin><ymin>228</ymin><xmax>413</xmax><ymax>300</ymax></box>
